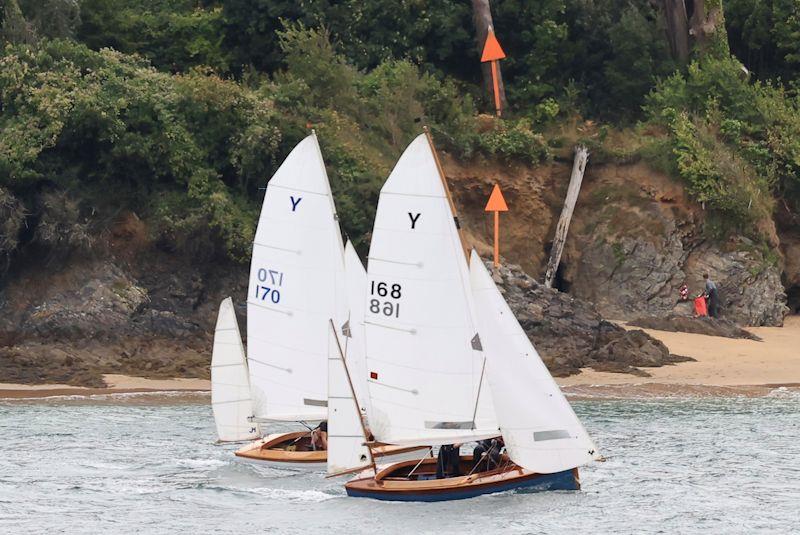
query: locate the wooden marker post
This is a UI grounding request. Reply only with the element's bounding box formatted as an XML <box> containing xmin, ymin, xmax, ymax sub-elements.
<box><xmin>480</xmin><ymin>27</ymin><xmax>507</xmax><ymax>117</ymax></box>
<box><xmin>484</xmin><ymin>184</ymin><xmax>508</xmax><ymax>267</ymax></box>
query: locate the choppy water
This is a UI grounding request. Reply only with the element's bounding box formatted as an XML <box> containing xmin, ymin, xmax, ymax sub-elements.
<box><xmin>1</xmin><ymin>390</ymin><xmax>798</xmax><ymax>534</ymax></box>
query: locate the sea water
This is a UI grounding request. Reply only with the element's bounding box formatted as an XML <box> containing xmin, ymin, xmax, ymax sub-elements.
<box><xmin>0</xmin><ymin>391</ymin><xmax>798</xmax><ymax>534</ymax></box>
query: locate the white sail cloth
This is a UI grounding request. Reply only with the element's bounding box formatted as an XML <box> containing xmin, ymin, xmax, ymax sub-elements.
<box><xmin>211</xmin><ymin>297</ymin><xmax>260</xmax><ymax>442</ymax></box>
<box><xmin>342</xmin><ymin>241</ymin><xmax>371</xmax><ymax>416</ymax></box>
<box><xmin>246</xmin><ymin>133</ymin><xmax>346</xmax><ymax>421</ymax></box>
<box><xmin>364</xmin><ymin>134</ymin><xmax>497</xmax><ymax>447</ymax></box>
<box><xmin>469</xmin><ymin>251</ymin><xmax>601</xmax><ymax>473</ymax></box>
<box><xmin>327</xmin><ymin>320</ymin><xmax>372</xmax><ymax>475</ymax></box>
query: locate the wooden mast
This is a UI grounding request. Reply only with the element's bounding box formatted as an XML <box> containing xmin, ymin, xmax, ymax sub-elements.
<box><xmin>327</xmin><ymin>319</ymin><xmax>377</xmax><ymax>476</ymax></box>
<box><xmin>424</xmin><ymin>127</ymin><xmax>470</xmax><ymax>261</ymax></box>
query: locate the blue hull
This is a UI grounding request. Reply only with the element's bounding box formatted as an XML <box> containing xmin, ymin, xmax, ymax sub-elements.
<box><xmin>346</xmin><ymin>469</ymin><xmax>578</xmax><ymax>502</ymax></box>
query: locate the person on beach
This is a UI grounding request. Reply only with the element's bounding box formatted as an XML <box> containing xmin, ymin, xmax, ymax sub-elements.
<box><xmin>703</xmin><ymin>274</ymin><xmax>720</xmax><ymax>318</ymax></box>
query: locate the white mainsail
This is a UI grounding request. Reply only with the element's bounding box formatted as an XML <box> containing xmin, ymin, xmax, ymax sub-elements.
<box><xmin>469</xmin><ymin>250</ymin><xmax>600</xmax><ymax>473</ymax></box>
<box><xmin>327</xmin><ymin>321</ymin><xmax>373</xmax><ymax>475</ymax></box>
<box><xmin>247</xmin><ymin>133</ymin><xmax>346</xmax><ymax>421</ymax></box>
<box><xmin>211</xmin><ymin>297</ymin><xmax>260</xmax><ymax>442</ymax></box>
<box><xmin>364</xmin><ymin>134</ymin><xmax>497</xmax><ymax>446</ymax></box>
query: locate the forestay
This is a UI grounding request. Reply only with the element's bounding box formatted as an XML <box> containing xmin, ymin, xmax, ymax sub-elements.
<box><xmin>364</xmin><ymin>134</ymin><xmax>497</xmax><ymax>447</ymax></box>
<box><xmin>211</xmin><ymin>297</ymin><xmax>260</xmax><ymax>442</ymax></box>
<box><xmin>469</xmin><ymin>250</ymin><xmax>601</xmax><ymax>473</ymax></box>
<box><xmin>327</xmin><ymin>321</ymin><xmax>373</xmax><ymax>476</ymax></box>
<box><xmin>247</xmin><ymin>133</ymin><xmax>346</xmax><ymax>421</ymax></box>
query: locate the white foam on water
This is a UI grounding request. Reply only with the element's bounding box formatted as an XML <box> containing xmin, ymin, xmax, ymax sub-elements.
<box><xmin>244</xmin><ymin>487</ymin><xmax>337</xmax><ymax>502</ymax></box>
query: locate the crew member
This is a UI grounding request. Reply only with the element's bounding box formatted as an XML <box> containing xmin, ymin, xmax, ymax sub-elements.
<box><xmin>703</xmin><ymin>274</ymin><xmax>720</xmax><ymax>318</ymax></box>
<box><xmin>311</xmin><ymin>420</ymin><xmax>328</xmax><ymax>451</ymax></box>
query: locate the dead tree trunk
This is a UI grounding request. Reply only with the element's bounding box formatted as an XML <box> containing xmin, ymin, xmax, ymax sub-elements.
<box><xmin>661</xmin><ymin>0</ymin><xmax>691</xmax><ymax>62</ymax></box>
<box><xmin>688</xmin><ymin>0</ymin><xmax>730</xmax><ymax>58</ymax></box>
<box><xmin>471</xmin><ymin>0</ymin><xmax>507</xmax><ymax>110</ymax></box>
<box><xmin>544</xmin><ymin>146</ymin><xmax>589</xmax><ymax>289</ymax></box>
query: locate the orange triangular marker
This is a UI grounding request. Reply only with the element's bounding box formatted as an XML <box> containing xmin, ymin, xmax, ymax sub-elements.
<box><xmin>481</xmin><ymin>29</ymin><xmax>506</xmax><ymax>62</ymax></box>
<box><xmin>484</xmin><ymin>184</ymin><xmax>508</xmax><ymax>212</ymax></box>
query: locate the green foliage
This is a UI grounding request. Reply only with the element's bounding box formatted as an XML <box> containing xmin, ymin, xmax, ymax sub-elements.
<box><xmin>0</xmin><ymin>187</ymin><xmax>25</xmax><ymax>261</ymax></box>
<box><xmin>642</xmin><ymin>54</ymin><xmax>800</xmax><ymax>235</ymax></box>
<box><xmin>0</xmin><ymin>39</ymin><xmax>280</xmax><ymax>261</ymax></box>
<box><xmin>78</xmin><ymin>0</ymin><xmax>230</xmax><ymax>72</ymax></box>
<box><xmin>725</xmin><ymin>0</ymin><xmax>800</xmax><ymax>79</ymax></box>
<box><xmin>221</xmin><ymin>0</ymin><xmax>474</xmax><ymax>78</ymax></box>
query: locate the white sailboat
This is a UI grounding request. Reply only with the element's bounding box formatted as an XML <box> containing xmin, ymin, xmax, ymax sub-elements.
<box><xmin>327</xmin><ymin>242</ymin><xmax>429</xmax><ymax>477</ymax></box>
<box><xmin>224</xmin><ymin>134</ymin><xmax>428</xmax><ymax>468</ymax></box>
<box><xmin>233</xmin><ymin>132</ymin><xmax>347</xmax><ymax>466</ymax></box>
<box><xmin>345</xmin><ymin>131</ymin><xmax>599</xmax><ymax>501</ymax></box>
<box><xmin>360</xmin><ymin>133</ymin><xmax>497</xmax><ymax>448</ymax></box>
<box><xmin>211</xmin><ymin>297</ymin><xmax>259</xmax><ymax>442</ymax></box>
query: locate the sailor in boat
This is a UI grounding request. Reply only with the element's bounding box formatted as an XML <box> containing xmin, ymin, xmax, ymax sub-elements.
<box><xmin>435</xmin><ymin>444</ymin><xmax>463</xmax><ymax>478</ymax></box>
<box><xmin>311</xmin><ymin>421</ymin><xmax>328</xmax><ymax>450</ymax></box>
<box><xmin>472</xmin><ymin>437</ymin><xmax>503</xmax><ymax>472</ymax></box>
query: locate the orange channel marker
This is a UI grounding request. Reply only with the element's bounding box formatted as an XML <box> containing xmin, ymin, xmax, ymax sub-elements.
<box><xmin>480</xmin><ymin>27</ymin><xmax>507</xmax><ymax>117</ymax></box>
<box><xmin>484</xmin><ymin>184</ymin><xmax>508</xmax><ymax>267</ymax></box>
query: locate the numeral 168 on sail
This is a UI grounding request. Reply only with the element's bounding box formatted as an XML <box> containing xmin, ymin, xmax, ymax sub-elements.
<box><xmin>369</xmin><ymin>280</ymin><xmax>402</xmax><ymax>318</ymax></box>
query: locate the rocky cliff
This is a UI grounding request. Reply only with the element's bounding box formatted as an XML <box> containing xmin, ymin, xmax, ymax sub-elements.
<box><xmin>446</xmin><ymin>157</ymin><xmax>790</xmax><ymax>326</ymax></box>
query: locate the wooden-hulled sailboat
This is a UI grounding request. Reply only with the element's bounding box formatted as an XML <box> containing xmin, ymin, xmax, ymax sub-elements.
<box><xmin>344</xmin><ymin>132</ymin><xmax>600</xmax><ymax>501</ymax></box>
<box><xmin>211</xmin><ymin>297</ymin><xmax>260</xmax><ymax>443</ymax></box>
<box><xmin>231</xmin><ymin>132</ymin><xmax>346</xmax><ymax>465</ymax></box>
<box><xmin>327</xmin><ymin>242</ymin><xmax>431</xmax><ymax>477</ymax></box>
<box><xmin>225</xmin><ymin>134</ymin><xmax>427</xmax><ymax>467</ymax></box>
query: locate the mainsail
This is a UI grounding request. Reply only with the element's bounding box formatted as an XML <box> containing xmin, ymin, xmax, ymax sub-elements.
<box><xmin>469</xmin><ymin>250</ymin><xmax>600</xmax><ymax>473</ymax></box>
<box><xmin>211</xmin><ymin>297</ymin><xmax>260</xmax><ymax>442</ymax></box>
<box><xmin>247</xmin><ymin>133</ymin><xmax>346</xmax><ymax>421</ymax></box>
<box><xmin>363</xmin><ymin>134</ymin><xmax>497</xmax><ymax>446</ymax></box>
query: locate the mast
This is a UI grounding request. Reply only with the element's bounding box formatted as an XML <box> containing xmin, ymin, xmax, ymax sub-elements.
<box><xmin>423</xmin><ymin>127</ymin><xmax>470</xmax><ymax>261</ymax></box>
<box><xmin>328</xmin><ymin>319</ymin><xmax>376</xmax><ymax>474</ymax></box>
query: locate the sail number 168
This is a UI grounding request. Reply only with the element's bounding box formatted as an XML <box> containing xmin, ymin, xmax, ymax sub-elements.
<box><xmin>370</xmin><ymin>281</ymin><xmax>402</xmax><ymax>318</ymax></box>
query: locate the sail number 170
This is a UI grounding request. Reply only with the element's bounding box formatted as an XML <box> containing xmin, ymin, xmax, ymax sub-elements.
<box><xmin>370</xmin><ymin>281</ymin><xmax>402</xmax><ymax>318</ymax></box>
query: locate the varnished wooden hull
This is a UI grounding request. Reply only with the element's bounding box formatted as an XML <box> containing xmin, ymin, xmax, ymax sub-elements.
<box><xmin>234</xmin><ymin>432</ymin><xmax>429</xmax><ymax>469</ymax></box>
<box><xmin>345</xmin><ymin>456</ymin><xmax>580</xmax><ymax>502</ymax></box>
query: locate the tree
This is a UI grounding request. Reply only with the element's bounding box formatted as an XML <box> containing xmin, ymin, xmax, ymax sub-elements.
<box><xmin>471</xmin><ymin>0</ymin><xmax>507</xmax><ymax>111</ymax></box>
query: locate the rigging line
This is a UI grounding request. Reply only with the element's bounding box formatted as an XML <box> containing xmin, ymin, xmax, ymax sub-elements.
<box><xmin>469</xmin><ymin>357</ymin><xmax>487</xmax><ymax>430</ymax></box>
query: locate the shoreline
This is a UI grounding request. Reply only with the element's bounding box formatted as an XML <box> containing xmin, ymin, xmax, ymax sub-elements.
<box><xmin>2</xmin><ymin>316</ymin><xmax>797</xmax><ymax>401</ymax></box>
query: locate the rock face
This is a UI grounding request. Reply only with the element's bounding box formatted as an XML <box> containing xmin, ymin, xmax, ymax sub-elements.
<box><xmin>446</xmin><ymin>158</ymin><xmax>789</xmax><ymax>327</ymax></box>
<box><xmin>490</xmin><ymin>261</ymin><xmax>693</xmax><ymax>377</ymax></box>
<box><xmin>628</xmin><ymin>314</ymin><xmax>761</xmax><ymax>340</ymax></box>
<box><xmin>0</xmin><ymin>213</ymin><xmax>248</xmax><ymax>387</ymax></box>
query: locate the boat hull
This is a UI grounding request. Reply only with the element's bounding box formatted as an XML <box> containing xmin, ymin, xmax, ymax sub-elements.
<box><xmin>234</xmin><ymin>432</ymin><xmax>429</xmax><ymax>469</ymax></box>
<box><xmin>345</xmin><ymin>456</ymin><xmax>580</xmax><ymax>502</ymax></box>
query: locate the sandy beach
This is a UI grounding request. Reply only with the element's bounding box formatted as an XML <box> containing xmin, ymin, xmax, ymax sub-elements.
<box><xmin>557</xmin><ymin>315</ymin><xmax>800</xmax><ymax>394</ymax></box>
<box><xmin>0</xmin><ymin>374</ymin><xmax>210</xmax><ymax>399</ymax></box>
<box><xmin>2</xmin><ymin>317</ymin><xmax>798</xmax><ymax>399</ymax></box>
